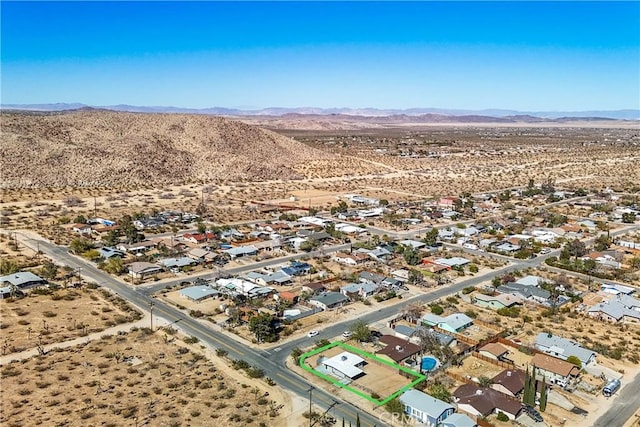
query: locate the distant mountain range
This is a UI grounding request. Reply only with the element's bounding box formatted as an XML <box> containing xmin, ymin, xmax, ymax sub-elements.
<box><xmin>2</xmin><ymin>103</ymin><xmax>638</xmax><ymax>120</ymax></box>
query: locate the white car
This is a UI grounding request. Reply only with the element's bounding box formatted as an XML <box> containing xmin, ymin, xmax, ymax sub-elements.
<box><xmin>342</xmin><ymin>331</ymin><xmax>353</xmax><ymax>339</ymax></box>
<box><xmin>307</xmin><ymin>330</ymin><xmax>319</xmax><ymax>338</ymax></box>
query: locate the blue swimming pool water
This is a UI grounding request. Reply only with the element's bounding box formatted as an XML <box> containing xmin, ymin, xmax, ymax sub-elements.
<box><xmin>421</xmin><ymin>356</ymin><xmax>438</xmax><ymax>372</ymax></box>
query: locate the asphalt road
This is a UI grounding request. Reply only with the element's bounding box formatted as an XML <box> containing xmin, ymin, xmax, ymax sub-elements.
<box><xmin>18</xmin><ymin>235</ymin><xmax>383</xmax><ymax>426</ymax></box>
<box><xmin>15</xmin><ymin>221</ymin><xmax>640</xmax><ymax>426</ymax></box>
<box><xmin>593</xmin><ymin>372</ymin><xmax>640</xmax><ymax>427</ymax></box>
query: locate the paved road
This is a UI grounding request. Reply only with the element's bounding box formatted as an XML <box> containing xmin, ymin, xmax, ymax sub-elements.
<box><xmin>15</xmin><ymin>221</ymin><xmax>640</xmax><ymax>426</ymax></box>
<box><xmin>140</xmin><ymin>242</ymin><xmax>351</xmax><ymax>295</ymax></box>
<box><xmin>593</xmin><ymin>373</ymin><xmax>640</xmax><ymax>427</ymax></box>
<box><xmin>17</xmin><ymin>234</ymin><xmax>384</xmax><ymax>426</ymax></box>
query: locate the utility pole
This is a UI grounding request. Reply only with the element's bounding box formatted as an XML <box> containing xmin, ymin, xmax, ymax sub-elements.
<box><xmin>308</xmin><ymin>386</ymin><xmax>314</xmax><ymax>427</ymax></box>
<box><xmin>149</xmin><ymin>302</ymin><xmax>155</xmax><ymax>332</ymax></box>
<box><xmin>94</xmin><ymin>196</ymin><xmax>97</xmax><ymax>218</ymax></box>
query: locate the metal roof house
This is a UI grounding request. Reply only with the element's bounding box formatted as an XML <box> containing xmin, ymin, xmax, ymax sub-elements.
<box><xmin>309</xmin><ymin>292</ymin><xmax>349</xmax><ymax>311</ymax></box>
<box><xmin>535</xmin><ymin>333</ymin><xmax>596</xmax><ymax>365</ymax></box>
<box><xmin>399</xmin><ymin>388</ymin><xmax>455</xmax><ymax>426</ymax></box>
<box><xmin>421</xmin><ymin>313</ymin><xmax>474</xmax><ymax>334</ymax></box>
<box><xmin>320</xmin><ymin>352</ymin><xmax>365</xmax><ymax>380</ymax></box>
<box><xmin>0</xmin><ymin>271</ymin><xmax>47</xmax><ymax>298</ymax></box>
<box><xmin>180</xmin><ymin>285</ymin><xmax>220</xmax><ymax>302</ymax></box>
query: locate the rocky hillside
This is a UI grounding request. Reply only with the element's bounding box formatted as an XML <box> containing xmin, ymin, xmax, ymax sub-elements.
<box><xmin>0</xmin><ymin>110</ymin><xmax>332</xmax><ymax>188</ymax></box>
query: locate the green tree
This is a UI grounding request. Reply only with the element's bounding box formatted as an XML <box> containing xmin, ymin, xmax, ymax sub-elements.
<box><xmin>40</xmin><ymin>261</ymin><xmax>58</xmax><ymax>280</ymax></box>
<box><xmin>403</xmin><ymin>247</ymin><xmax>421</xmax><ymax>266</ymax></box>
<box><xmin>478</xmin><ymin>376</ymin><xmax>493</xmax><ymax>387</ymax></box>
<box><xmin>430</xmin><ymin>304</ymin><xmax>444</xmax><ymax>315</ymax></box>
<box><xmin>102</xmin><ymin>230</ymin><xmax>121</xmax><ymax>247</ymax></box>
<box><xmin>497</xmin><ymin>412</ymin><xmax>509</xmax><ymax>422</ymax></box>
<box><xmin>622</xmin><ymin>212</ymin><xmax>637</xmax><ymax>224</ymax></box>
<box><xmin>349</xmin><ymin>320</ymin><xmax>371</xmax><ymax>342</ymax></box>
<box><xmin>566</xmin><ymin>355</ymin><xmax>582</xmax><ymax>369</ymax></box>
<box><xmin>103</xmin><ymin>257</ymin><xmax>125</xmax><ymax>275</ymax></box>
<box><xmin>539</xmin><ymin>377</ymin><xmax>548</xmax><ymax>412</ymax></box>
<box><xmin>83</xmin><ymin>249</ymin><xmax>101</xmax><ymax>261</ymax></box>
<box><xmin>422</xmin><ymin>228</ymin><xmax>439</xmax><ymax>247</ymax></box>
<box><xmin>408</xmin><ymin>269</ymin><xmax>424</xmax><ymax>286</ymax></box>
<box><xmin>69</xmin><ymin>238</ymin><xmax>94</xmax><ymax>254</ymax></box>
<box><xmin>248</xmin><ymin>313</ymin><xmax>277</xmax><ymax>343</ymax></box>
<box><xmin>0</xmin><ymin>259</ymin><xmax>20</xmax><ymax>275</ymax></box>
<box><xmin>426</xmin><ymin>383</ymin><xmax>451</xmax><ymax>402</ymax></box>
<box><xmin>74</xmin><ymin>214</ymin><xmax>87</xmax><ymax>224</ymax></box>
<box><xmin>566</xmin><ymin>239</ymin><xmax>587</xmax><ymax>259</ymax></box>
<box><xmin>593</xmin><ymin>234</ymin><xmax>612</xmax><ymax>251</ymax></box>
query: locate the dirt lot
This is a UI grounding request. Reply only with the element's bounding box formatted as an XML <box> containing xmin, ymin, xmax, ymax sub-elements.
<box><xmin>0</xmin><ymin>328</ymin><xmax>289</xmax><ymax>427</ymax></box>
<box><xmin>0</xmin><ymin>286</ymin><xmax>142</xmax><ymax>355</ymax></box>
<box><xmin>296</xmin><ymin>341</ymin><xmax>421</xmax><ymax>410</ymax></box>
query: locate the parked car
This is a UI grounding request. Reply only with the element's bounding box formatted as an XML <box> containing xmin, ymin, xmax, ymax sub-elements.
<box><xmin>342</xmin><ymin>331</ymin><xmax>352</xmax><ymax>339</ymax></box>
<box><xmin>524</xmin><ymin>405</ymin><xmax>544</xmax><ymax>422</ymax></box>
<box><xmin>307</xmin><ymin>330</ymin><xmax>319</xmax><ymax>338</ymax></box>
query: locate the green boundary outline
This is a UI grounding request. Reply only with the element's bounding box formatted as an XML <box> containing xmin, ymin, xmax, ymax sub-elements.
<box><xmin>299</xmin><ymin>341</ymin><xmax>426</xmax><ymax>406</ymax></box>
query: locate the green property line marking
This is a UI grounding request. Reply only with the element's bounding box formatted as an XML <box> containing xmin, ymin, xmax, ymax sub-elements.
<box><xmin>299</xmin><ymin>341</ymin><xmax>426</xmax><ymax>406</ymax></box>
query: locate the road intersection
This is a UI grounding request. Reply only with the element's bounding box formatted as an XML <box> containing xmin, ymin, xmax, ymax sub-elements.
<box><xmin>12</xmin><ymin>221</ymin><xmax>640</xmax><ymax>427</ymax></box>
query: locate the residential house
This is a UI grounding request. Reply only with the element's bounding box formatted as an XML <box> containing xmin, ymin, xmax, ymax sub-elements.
<box><xmin>478</xmin><ymin>343</ymin><xmax>510</xmax><ymax>362</ymax></box>
<box><xmin>274</xmin><ymin>291</ymin><xmax>299</xmax><ymax>305</ymax></box>
<box><xmin>224</xmin><ymin>245</ymin><xmax>258</xmax><ymax>258</ymax></box>
<box><xmin>188</xmin><ymin>247</ymin><xmax>211</xmax><ymax>262</ymax></box>
<box><xmin>494</xmin><ymin>242</ymin><xmax>521</xmax><ymax>253</ymax></box>
<box><xmin>376</xmin><ymin>335</ymin><xmax>421</xmax><ymax>365</ymax></box>
<box><xmin>340</xmin><ymin>282</ymin><xmax>380</xmax><ymax>300</ymax></box>
<box><xmin>496</xmin><ymin>282</ymin><xmax>551</xmax><ymax>305</ymax></box>
<box><xmin>128</xmin><ymin>262</ymin><xmax>163</xmax><ymax>279</ymax></box>
<box><xmin>583</xmin><ymin>252</ymin><xmax>622</xmax><ymax>269</ymax></box>
<box><xmin>182</xmin><ymin>233</ymin><xmax>208</xmax><ymax>244</ymax></box>
<box><xmin>320</xmin><ymin>352</ymin><xmax>366</xmax><ymax>380</ymax></box>
<box><xmin>116</xmin><ymin>240</ymin><xmax>157</xmax><ymax>254</ymax></box>
<box><xmin>158</xmin><ymin>257</ymin><xmax>197</xmax><ymax>271</ymax></box>
<box><xmin>434</xmin><ymin>257</ymin><xmax>470</xmax><ymax>268</ymax></box>
<box><xmin>98</xmin><ymin>247</ymin><xmax>125</xmax><ymax>259</ymax></box>
<box><xmin>421</xmin><ymin>313</ymin><xmax>474</xmax><ymax>334</ymax></box>
<box><xmin>71</xmin><ymin>223</ymin><xmax>92</xmax><ymax>235</ymax></box>
<box><xmin>332</xmin><ymin>252</ymin><xmax>368</xmax><ymax>266</ymax></box>
<box><xmin>309</xmin><ymin>292</ymin><xmax>349</xmax><ymax>311</ymax></box>
<box><xmin>0</xmin><ymin>272</ymin><xmax>47</xmax><ymax>298</ymax></box>
<box><xmin>301</xmin><ymin>282</ymin><xmax>326</xmax><ymax>296</ymax></box>
<box><xmin>588</xmin><ymin>294</ymin><xmax>640</xmax><ymax>323</ymax></box>
<box><xmin>535</xmin><ymin>332</ymin><xmax>596</xmax><ymax>366</ymax></box>
<box><xmin>399</xmin><ymin>240</ymin><xmax>426</xmax><ymax>250</ymax></box>
<box><xmin>453</xmin><ymin>384</ymin><xmax>522</xmax><ymax>420</ymax></box>
<box><xmin>180</xmin><ymin>285</ymin><xmax>219</xmax><ymax>302</ymax></box>
<box><xmin>399</xmin><ymin>389</ymin><xmax>455</xmax><ymax>427</ymax></box>
<box><xmin>530</xmin><ymin>353</ymin><xmax>580</xmax><ymax>387</ymax></box>
<box><xmin>253</xmin><ymin>239</ymin><xmax>282</xmax><ymax>253</ymax></box>
<box><xmin>491</xmin><ymin>370</ymin><xmax>526</xmax><ymax>397</ymax></box>
<box><xmin>133</xmin><ymin>217</ymin><xmax>164</xmax><ymax>229</ymax></box>
<box><xmin>281</xmin><ymin>261</ymin><xmax>312</xmax><ymax>276</ymax></box>
<box><xmin>472</xmin><ymin>293</ymin><xmax>523</xmax><ymax>310</ymax></box>
<box><xmin>601</xmin><ymin>283</ymin><xmax>635</xmax><ymax>295</ymax></box>
<box><xmin>515</xmin><ymin>275</ymin><xmax>544</xmax><ymax>287</ymax></box>
<box><xmin>441</xmin><ymin>413</ymin><xmax>478</xmax><ymax>427</ymax></box>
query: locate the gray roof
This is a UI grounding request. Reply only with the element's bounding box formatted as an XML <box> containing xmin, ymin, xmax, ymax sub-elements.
<box><xmin>180</xmin><ymin>285</ymin><xmax>219</xmax><ymax>301</ymax></box>
<box><xmin>310</xmin><ymin>292</ymin><xmax>349</xmax><ymax>307</ymax></box>
<box><xmin>393</xmin><ymin>324</ymin><xmax>416</xmax><ymax>337</ymax></box>
<box><xmin>399</xmin><ymin>240</ymin><xmax>426</xmax><ymax>249</ymax></box>
<box><xmin>224</xmin><ymin>245</ymin><xmax>257</xmax><ymax>256</ymax></box>
<box><xmin>341</xmin><ymin>282</ymin><xmax>379</xmax><ymax>295</ymax></box>
<box><xmin>588</xmin><ymin>298</ymin><xmax>640</xmax><ymax>321</ymax></box>
<box><xmin>266</xmin><ymin>270</ymin><xmax>292</xmax><ymax>284</ymax></box>
<box><xmin>442</xmin><ymin>413</ymin><xmax>478</xmax><ymax>427</ymax></box>
<box><xmin>0</xmin><ymin>271</ymin><xmax>46</xmax><ymax>288</ymax></box>
<box><xmin>497</xmin><ymin>283</ymin><xmax>550</xmax><ymax>301</ymax></box>
<box><xmin>535</xmin><ymin>333</ymin><xmax>596</xmax><ymax>365</ymax></box>
<box><xmin>421</xmin><ymin>313</ymin><xmax>473</xmax><ymax>331</ymax></box>
<box><xmin>158</xmin><ymin>257</ymin><xmax>196</xmax><ymax>268</ymax></box>
<box><xmin>359</xmin><ymin>271</ymin><xmax>386</xmax><ymax>283</ymax></box>
<box><xmin>99</xmin><ymin>247</ymin><xmax>125</xmax><ymax>258</ymax></box>
<box><xmin>399</xmin><ymin>389</ymin><xmax>454</xmax><ymax>419</ymax></box>
<box><xmin>515</xmin><ymin>275</ymin><xmax>544</xmax><ymax>287</ymax></box>
<box><xmin>435</xmin><ymin>257</ymin><xmax>470</xmax><ymax>267</ymax></box>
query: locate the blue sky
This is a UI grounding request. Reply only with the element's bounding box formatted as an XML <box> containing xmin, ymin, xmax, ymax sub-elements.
<box><xmin>2</xmin><ymin>1</ymin><xmax>639</xmax><ymax>111</ymax></box>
